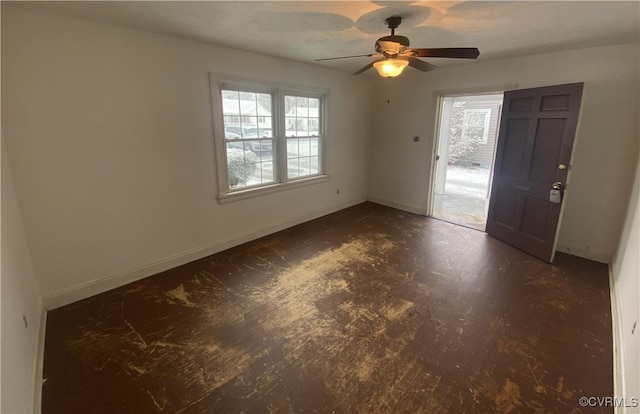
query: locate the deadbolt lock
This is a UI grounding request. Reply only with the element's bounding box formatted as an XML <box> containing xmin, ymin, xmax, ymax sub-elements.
<box><xmin>558</xmin><ymin>164</ymin><xmax>567</xmax><ymax>170</ymax></box>
<box><xmin>550</xmin><ymin>182</ymin><xmax>563</xmax><ymax>203</ymax></box>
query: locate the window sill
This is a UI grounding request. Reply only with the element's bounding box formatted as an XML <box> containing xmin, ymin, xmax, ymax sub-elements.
<box><xmin>217</xmin><ymin>175</ymin><xmax>331</xmax><ymax>204</ymax></box>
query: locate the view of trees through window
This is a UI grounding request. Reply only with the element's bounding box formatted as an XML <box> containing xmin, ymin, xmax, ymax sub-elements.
<box><xmin>448</xmin><ymin>103</ymin><xmax>491</xmax><ymax>164</ymax></box>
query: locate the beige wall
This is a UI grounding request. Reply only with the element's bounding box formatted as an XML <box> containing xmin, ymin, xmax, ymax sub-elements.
<box><xmin>369</xmin><ymin>43</ymin><xmax>640</xmax><ymax>263</ymax></box>
<box><xmin>1</xmin><ymin>8</ymin><xmax>373</xmax><ymax>305</ymax></box>
<box><xmin>1</xmin><ymin>141</ymin><xmax>43</xmax><ymax>413</ymax></box>
<box><xmin>611</xmin><ymin>157</ymin><xmax>640</xmax><ymax>408</ymax></box>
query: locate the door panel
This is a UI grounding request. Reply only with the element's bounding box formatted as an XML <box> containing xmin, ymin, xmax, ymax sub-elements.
<box><xmin>486</xmin><ymin>83</ymin><xmax>583</xmax><ymax>262</ymax></box>
<box><xmin>540</xmin><ymin>94</ymin><xmax>571</xmax><ymax>111</ymax></box>
<box><xmin>520</xmin><ymin>196</ymin><xmax>549</xmax><ymax>240</ymax></box>
<box><xmin>510</xmin><ymin>97</ymin><xmax>535</xmax><ymax>112</ymax></box>
<box><xmin>529</xmin><ymin>119</ymin><xmax>565</xmax><ymax>183</ymax></box>
<box><xmin>493</xmin><ymin>189</ymin><xmax>519</xmax><ymax>229</ymax></box>
<box><xmin>500</xmin><ymin>119</ymin><xmax>529</xmax><ymax>176</ymax></box>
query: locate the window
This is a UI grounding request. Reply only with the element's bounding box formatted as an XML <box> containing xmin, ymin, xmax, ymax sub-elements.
<box><xmin>221</xmin><ymin>89</ymin><xmax>275</xmax><ymax>189</ymax></box>
<box><xmin>461</xmin><ymin>109</ymin><xmax>492</xmax><ymax>144</ymax></box>
<box><xmin>211</xmin><ymin>76</ymin><xmax>327</xmax><ymax>200</ymax></box>
<box><xmin>285</xmin><ymin>95</ymin><xmax>321</xmax><ymax>179</ymax></box>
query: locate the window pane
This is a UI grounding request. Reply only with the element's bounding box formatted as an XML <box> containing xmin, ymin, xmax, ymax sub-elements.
<box><xmin>222</xmin><ymin>90</ymin><xmax>274</xmax><ymax>138</ymax></box>
<box><xmin>309</xmin><ymin>118</ymin><xmax>319</xmax><ymax>136</ymax></box>
<box><xmin>260</xmin><ymin>140</ymin><xmax>273</xmax><ymax>161</ymax></box>
<box><xmin>285</xmin><ymin>96</ymin><xmax>297</xmax><ymax>116</ymax></box>
<box><xmin>259</xmin><ymin>161</ymin><xmax>274</xmax><ymax>182</ymax></box>
<box><xmin>226</xmin><ymin>146</ymin><xmax>259</xmax><ymax>189</ymax></box>
<box><xmin>284</xmin><ymin>95</ymin><xmax>320</xmax><ymax>138</ymax></box>
<box><xmin>287</xmin><ymin>139</ymin><xmax>299</xmax><ymax>158</ymax></box>
<box><xmin>298</xmin><ymin>157</ymin><xmax>311</xmax><ymax>176</ymax></box>
<box><xmin>259</xmin><ymin>117</ymin><xmax>272</xmax><ymax>137</ymax></box>
<box><xmin>287</xmin><ymin>159</ymin><xmax>299</xmax><ymax>179</ymax></box>
<box><xmin>222</xmin><ymin>90</ymin><xmax>239</xmax><ymax>100</ymax></box>
<box><xmin>241</xmin><ymin>118</ymin><xmax>259</xmax><ymax>133</ymax></box>
<box><xmin>257</xmin><ymin>93</ymin><xmax>272</xmax><ymax>115</ymax></box>
<box><xmin>309</xmin><ymin>138</ymin><xmax>319</xmax><ymax>156</ymax></box>
<box><xmin>285</xmin><ymin>117</ymin><xmax>297</xmax><ymax>137</ymax></box>
<box><xmin>296</xmin><ymin>118</ymin><xmax>308</xmax><ymax>136</ymax></box>
<box><xmin>299</xmin><ymin>138</ymin><xmax>310</xmax><ymax>157</ymax></box>
<box><xmin>296</xmin><ymin>97</ymin><xmax>308</xmax><ymax>117</ymax></box>
<box><xmin>242</xmin><ymin>140</ymin><xmax>258</xmax><ymax>155</ymax></box>
<box><xmin>226</xmin><ymin>145</ymin><xmax>275</xmax><ymax>189</ymax></box>
<box><xmin>309</xmin><ymin>156</ymin><xmax>319</xmax><ymax>175</ymax></box>
<box><xmin>239</xmin><ymin>91</ymin><xmax>255</xmax><ymax>103</ymax></box>
<box><xmin>244</xmin><ymin>162</ymin><xmax>272</xmax><ymax>186</ymax></box>
<box><xmin>238</xmin><ymin>93</ymin><xmax>253</xmax><ymax>120</ymax></box>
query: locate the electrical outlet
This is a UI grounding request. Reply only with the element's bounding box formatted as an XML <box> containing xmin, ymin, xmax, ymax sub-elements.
<box><xmin>413</xmin><ymin>136</ymin><xmax>420</xmax><ymax>142</ymax></box>
<box><xmin>23</xmin><ymin>315</ymin><xmax>28</xmax><ymax>329</ymax></box>
<box><xmin>336</xmin><ymin>189</ymin><xmax>340</xmax><ymax>195</ymax></box>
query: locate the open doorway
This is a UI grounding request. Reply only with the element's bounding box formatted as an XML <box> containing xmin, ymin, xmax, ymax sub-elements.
<box><xmin>431</xmin><ymin>93</ymin><xmax>504</xmax><ymax>230</ymax></box>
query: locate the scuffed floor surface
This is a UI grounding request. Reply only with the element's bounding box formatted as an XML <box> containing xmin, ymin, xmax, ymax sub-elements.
<box><xmin>42</xmin><ymin>202</ymin><xmax>612</xmax><ymax>413</ymax></box>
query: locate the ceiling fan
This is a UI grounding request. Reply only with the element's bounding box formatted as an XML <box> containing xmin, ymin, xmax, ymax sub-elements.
<box><xmin>315</xmin><ymin>16</ymin><xmax>479</xmax><ymax>78</ymax></box>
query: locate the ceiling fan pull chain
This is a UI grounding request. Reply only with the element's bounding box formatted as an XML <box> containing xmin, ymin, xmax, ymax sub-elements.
<box><xmin>387</xmin><ymin>79</ymin><xmax>391</xmax><ymax>104</ymax></box>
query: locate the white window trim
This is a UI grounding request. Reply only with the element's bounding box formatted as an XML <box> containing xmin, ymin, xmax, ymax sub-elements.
<box><xmin>209</xmin><ymin>74</ymin><xmax>330</xmax><ymax>203</ymax></box>
<box><xmin>461</xmin><ymin>108</ymin><xmax>492</xmax><ymax>145</ymax></box>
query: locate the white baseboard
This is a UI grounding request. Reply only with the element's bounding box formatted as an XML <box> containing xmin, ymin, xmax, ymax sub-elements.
<box><xmin>609</xmin><ymin>266</ymin><xmax>627</xmax><ymax>414</ymax></box>
<box><xmin>33</xmin><ymin>306</ymin><xmax>47</xmax><ymax>414</ymax></box>
<box><xmin>556</xmin><ymin>244</ymin><xmax>611</xmax><ymax>264</ymax></box>
<box><xmin>42</xmin><ymin>198</ymin><xmax>367</xmax><ymax>309</ymax></box>
<box><xmin>367</xmin><ymin>196</ymin><xmax>426</xmax><ymax>216</ymax></box>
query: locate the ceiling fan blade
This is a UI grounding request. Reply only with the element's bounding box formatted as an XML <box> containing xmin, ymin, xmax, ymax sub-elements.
<box><xmin>352</xmin><ymin>62</ymin><xmax>375</xmax><ymax>76</ymax></box>
<box><xmin>315</xmin><ymin>54</ymin><xmax>375</xmax><ymax>62</ymax></box>
<box><xmin>410</xmin><ymin>48</ymin><xmax>480</xmax><ymax>59</ymax></box>
<box><xmin>407</xmin><ymin>57</ymin><xmax>437</xmax><ymax>72</ymax></box>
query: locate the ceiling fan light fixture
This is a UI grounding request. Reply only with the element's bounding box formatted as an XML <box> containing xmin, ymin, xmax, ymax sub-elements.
<box><xmin>373</xmin><ymin>58</ymin><xmax>408</xmax><ymax>78</ymax></box>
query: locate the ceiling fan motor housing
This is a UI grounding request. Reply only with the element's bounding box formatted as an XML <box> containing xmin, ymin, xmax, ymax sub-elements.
<box><xmin>377</xmin><ymin>16</ymin><xmax>409</xmax><ymax>54</ymax></box>
<box><xmin>375</xmin><ymin>35</ymin><xmax>410</xmax><ymax>53</ymax></box>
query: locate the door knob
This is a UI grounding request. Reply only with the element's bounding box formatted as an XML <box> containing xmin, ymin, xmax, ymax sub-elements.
<box><xmin>552</xmin><ymin>182</ymin><xmax>562</xmax><ymax>190</ymax></box>
<box><xmin>558</xmin><ymin>164</ymin><xmax>567</xmax><ymax>170</ymax></box>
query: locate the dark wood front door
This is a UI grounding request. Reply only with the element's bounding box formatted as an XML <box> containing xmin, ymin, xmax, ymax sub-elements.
<box><xmin>486</xmin><ymin>83</ymin><xmax>583</xmax><ymax>262</ymax></box>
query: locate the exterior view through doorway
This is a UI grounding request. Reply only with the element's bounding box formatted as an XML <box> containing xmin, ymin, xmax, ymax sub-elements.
<box><xmin>431</xmin><ymin>93</ymin><xmax>504</xmax><ymax>230</ymax></box>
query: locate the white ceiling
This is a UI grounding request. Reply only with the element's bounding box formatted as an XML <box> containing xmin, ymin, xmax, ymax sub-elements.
<box><xmin>5</xmin><ymin>1</ymin><xmax>640</xmax><ymax>74</ymax></box>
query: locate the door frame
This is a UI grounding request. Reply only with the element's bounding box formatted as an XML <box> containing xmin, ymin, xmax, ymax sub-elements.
<box><xmin>427</xmin><ymin>83</ymin><xmax>518</xmax><ymax>219</ymax></box>
<box><xmin>550</xmin><ymin>86</ymin><xmax>586</xmax><ymax>262</ymax></box>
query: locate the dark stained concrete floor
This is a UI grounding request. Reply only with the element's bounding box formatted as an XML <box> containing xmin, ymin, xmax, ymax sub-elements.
<box><xmin>42</xmin><ymin>202</ymin><xmax>613</xmax><ymax>413</ymax></box>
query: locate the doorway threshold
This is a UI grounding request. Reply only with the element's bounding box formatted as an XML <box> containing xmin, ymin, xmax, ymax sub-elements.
<box><xmin>429</xmin><ymin>215</ymin><xmax>486</xmax><ymax>233</ymax></box>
